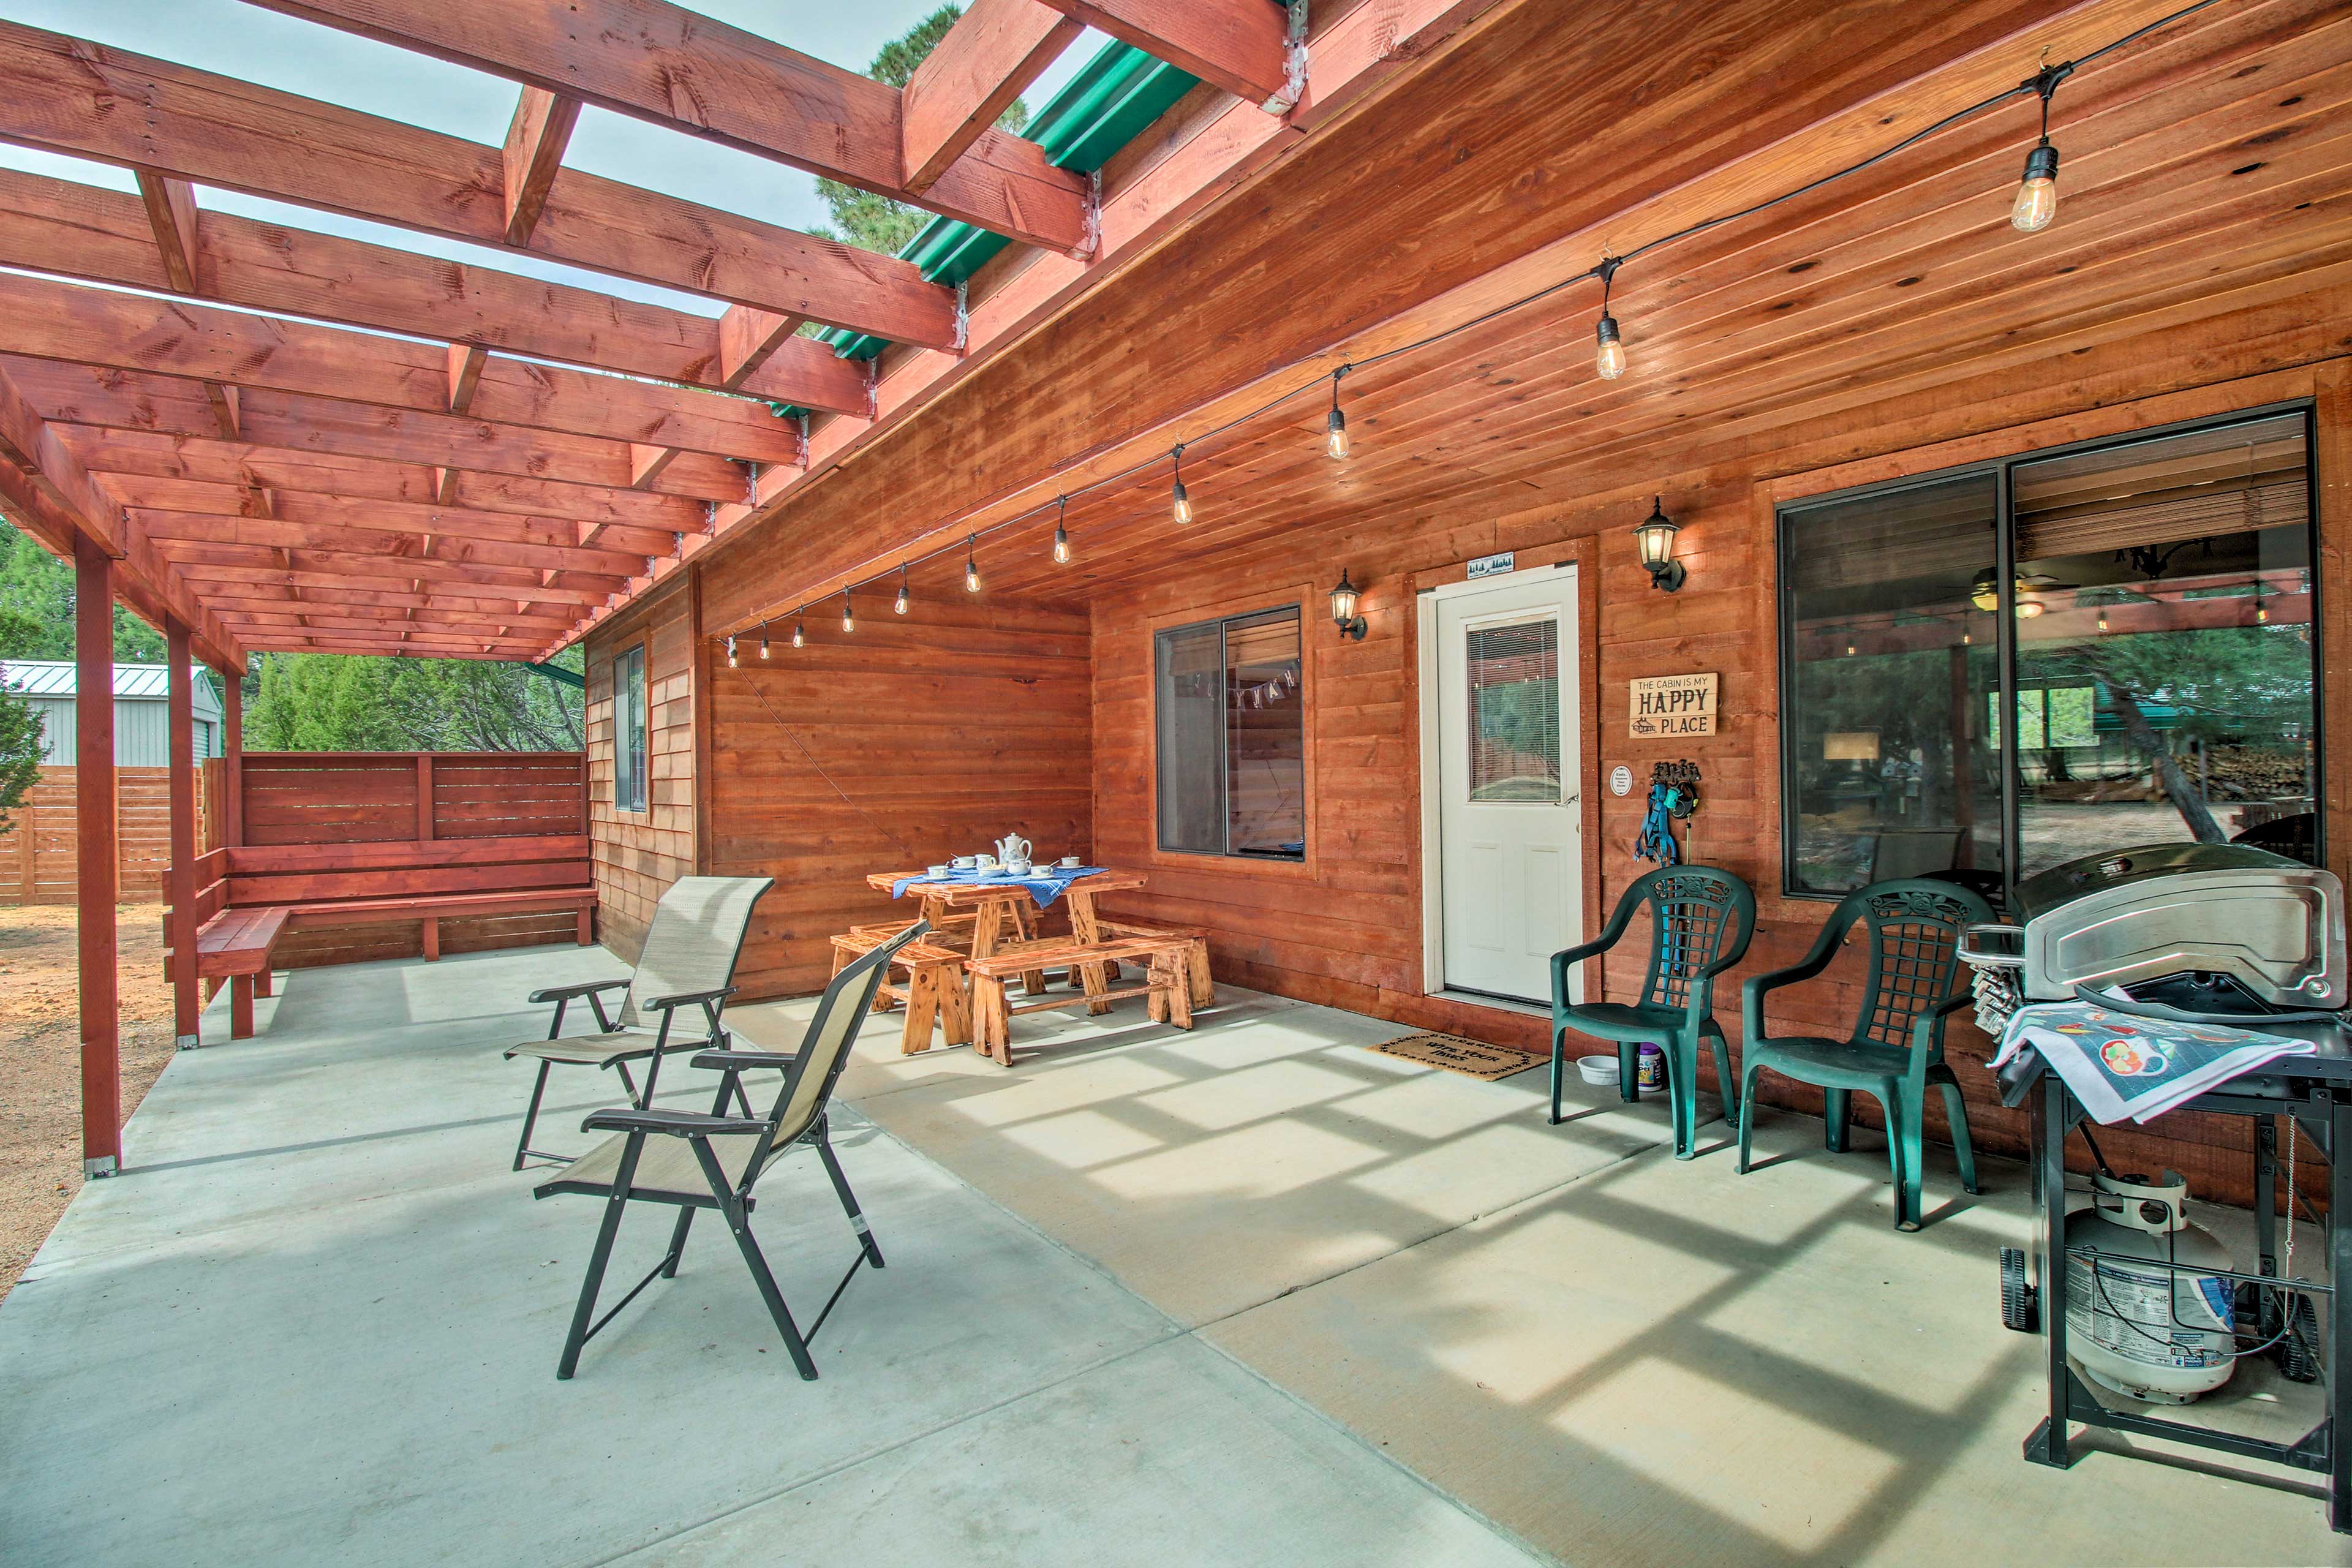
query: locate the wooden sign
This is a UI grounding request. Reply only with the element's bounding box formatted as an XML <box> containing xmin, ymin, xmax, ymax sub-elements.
<box><xmin>1629</xmin><ymin>673</ymin><xmax>1718</xmax><ymax>738</ymax></box>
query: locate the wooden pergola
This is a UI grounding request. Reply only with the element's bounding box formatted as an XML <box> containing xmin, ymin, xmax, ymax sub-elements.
<box><xmin>0</xmin><ymin>0</ymin><xmax>1333</xmax><ymax>1174</ymax></box>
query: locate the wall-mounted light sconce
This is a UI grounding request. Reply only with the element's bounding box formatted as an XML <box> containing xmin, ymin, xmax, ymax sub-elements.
<box><xmin>1329</xmin><ymin>568</ymin><xmax>1367</xmax><ymax>641</ymax></box>
<box><xmin>1635</xmin><ymin>496</ymin><xmax>1684</xmax><ymax>592</ymax></box>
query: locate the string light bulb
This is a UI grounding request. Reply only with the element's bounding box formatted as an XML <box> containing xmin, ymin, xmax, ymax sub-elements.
<box><xmin>1052</xmin><ymin>496</ymin><xmax>1072</xmax><ymax>564</ymax></box>
<box><xmin>725</xmin><ymin>634</ymin><xmax>737</xmax><ymax>669</ymax></box>
<box><xmin>2256</xmin><ymin>582</ymin><xmax>2270</xmax><ymax>624</ymax></box>
<box><xmin>1325</xmin><ymin>366</ymin><xmax>1351</xmax><ymax>459</ymax></box>
<box><xmin>2097</xmin><ymin>609</ymin><xmax>2110</xmax><ymax>633</ymax></box>
<box><xmin>2011</xmin><ymin>63</ymin><xmax>2070</xmax><ymax>233</ymax></box>
<box><xmin>841</xmin><ymin>589</ymin><xmax>854</xmax><ymax>633</ymax></box>
<box><xmin>1593</xmin><ymin>257</ymin><xmax>1626</xmax><ymax>380</ymax></box>
<box><xmin>1170</xmin><ymin>445</ymin><xmax>1194</xmax><ymax>525</ymax></box>
<box><xmin>791</xmin><ymin>609</ymin><xmax>805</xmax><ymax>649</ymax></box>
<box><xmin>964</xmin><ymin>535</ymin><xmax>981</xmax><ymax>594</ymax></box>
<box><xmin>894</xmin><ymin>563</ymin><xmax>910</xmax><ymax>616</ymax></box>
<box><xmin>760</xmin><ymin>621</ymin><xmax>770</xmax><ymax>659</ymax></box>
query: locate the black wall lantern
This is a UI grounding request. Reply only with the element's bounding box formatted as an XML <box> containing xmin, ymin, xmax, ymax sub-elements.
<box><xmin>1634</xmin><ymin>496</ymin><xmax>1685</xmax><ymax>592</ymax></box>
<box><xmin>1329</xmin><ymin>568</ymin><xmax>1367</xmax><ymax>640</ymax></box>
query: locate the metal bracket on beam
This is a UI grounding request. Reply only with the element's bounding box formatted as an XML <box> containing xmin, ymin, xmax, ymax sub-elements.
<box><xmin>83</xmin><ymin>1155</ymin><xmax>118</xmax><ymax>1178</ymax></box>
<box><xmin>1268</xmin><ymin>1</ymin><xmax>1310</xmax><ymax>114</ymax></box>
<box><xmin>175</xmin><ymin>1032</ymin><xmax>200</xmax><ymax>1050</ymax></box>
<box><xmin>954</xmin><ymin>281</ymin><xmax>970</xmax><ymax>356</ymax></box>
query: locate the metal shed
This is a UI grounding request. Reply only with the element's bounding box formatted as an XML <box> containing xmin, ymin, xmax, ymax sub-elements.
<box><xmin>0</xmin><ymin>660</ymin><xmax>224</xmax><ymax>766</ymax></box>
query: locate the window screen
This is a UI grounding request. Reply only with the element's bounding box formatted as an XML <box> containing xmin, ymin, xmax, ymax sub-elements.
<box><xmin>1466</xmin><ymin>616</ymin><xmax>1561</xmax><ymax>803</ymax></box>
<box><xmin>1155</xmin><ymin>606</ymin><xmax>1305</xmax><ymax>860</ymax></box>
<box><xmin>614</xmin><ymin>644</ymin><xmax>647</xmax><ymax>813</ymax></box>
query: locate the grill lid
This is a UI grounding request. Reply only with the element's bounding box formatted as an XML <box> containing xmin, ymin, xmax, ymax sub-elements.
<box><xmin>2011</xmin><ymin>842</ymin><xmax>2302</xmax><ymax>926</ymax></box>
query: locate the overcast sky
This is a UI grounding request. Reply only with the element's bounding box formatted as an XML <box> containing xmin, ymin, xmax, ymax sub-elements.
<box><xmin>0</xmin><ymin>1</ymin><xmax>1106</xmax><ymax>319</ymax></box>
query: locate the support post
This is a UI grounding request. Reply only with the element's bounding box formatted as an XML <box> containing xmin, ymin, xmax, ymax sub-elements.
<box><xmin>222</xmin><ymin>666</ymin><xmax>243</xmax><ymax>849</ymax></box>
<box><xmin>74</xmin><ymin>537</ymin><xmax>119</xmax><ymax>1178</ymax></box>
<box><xmin>167</xmin><ymin>619</ymin><xmax>198</xmax><ymax>1048</ymax></box>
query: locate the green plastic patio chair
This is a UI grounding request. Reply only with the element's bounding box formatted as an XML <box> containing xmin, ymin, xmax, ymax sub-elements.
<box><xmin>1736</xmin><ymin>878</ymin><xmax>1995</xmax><ymax>1230</ymax></box>
<box><xmin>1550</xmin><ymin>864</ymin><xmax>1755</xmax><ymax>1159</ymax></box>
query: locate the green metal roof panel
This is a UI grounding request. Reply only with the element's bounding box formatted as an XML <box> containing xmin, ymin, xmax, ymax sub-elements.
<box><xmin>805</xmin><ymin>41</ymin><xmax>1200</xmax><ymax>371</ymax></box>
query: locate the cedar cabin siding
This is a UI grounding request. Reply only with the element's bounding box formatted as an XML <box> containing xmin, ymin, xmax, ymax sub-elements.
<box><xmin>707</xmin><ymin>597</ymin><xmax>1092</xmax><ymax>1000</ymax></box>
<box><xmin>1084</xmin><ymin>292</ymin><xmax>2352</xmax><ymax>1210</ymax></box>
<box><xmin>584</xmin><ymin>576</ymin><xmax>698</xmax><ymax>961</ymax></box>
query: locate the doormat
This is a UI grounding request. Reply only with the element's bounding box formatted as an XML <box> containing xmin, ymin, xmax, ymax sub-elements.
<box><xmin>1371</xmin><ymin>1031</ymin><xmax>1538</xmax><ymax>1081</ymax></box>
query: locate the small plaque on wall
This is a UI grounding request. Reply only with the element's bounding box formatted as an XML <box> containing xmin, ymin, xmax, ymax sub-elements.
<box><xmin>1629</xmin><ymin>673</ymin><xmax>1718</xmax><ymax>738</ymax></box>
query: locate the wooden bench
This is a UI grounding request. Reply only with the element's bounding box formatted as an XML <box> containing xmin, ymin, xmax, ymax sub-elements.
<box><xmin>170</xmin><ymin>834</ymin><xmax>595</xmax><ymax>1041</ymax></box>
<box><xmin>831</xmin><ymin>929</ymin><xmax>974</xmax><ymax>1054</ymax></box>
<box><xmin>1096</xmin><ymin>920</ymin><xmax>1214</xmax><ymax>1009</ymax></box>
<box><xmin>965</xmin><ymin>935</ymin><xmax>1197</xmax><ymax>1067</ymax></box>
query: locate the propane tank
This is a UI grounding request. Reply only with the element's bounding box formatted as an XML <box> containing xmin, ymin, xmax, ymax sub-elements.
<box><xmin>2064</xmin><ymin>1168</ymin><xmax>2236</xmax><ymax>1404</ymax></box>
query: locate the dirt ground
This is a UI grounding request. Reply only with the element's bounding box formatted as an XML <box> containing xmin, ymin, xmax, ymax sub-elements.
<box><xmin>0</xmin><ymin>903</ymin><xmax>176</xmax><ymax>1303</ymax></box>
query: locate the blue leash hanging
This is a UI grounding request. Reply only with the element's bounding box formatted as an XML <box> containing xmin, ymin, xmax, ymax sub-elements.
<box><xmin>1634</xmin><ymin>760</ymin><xmax>1702</xmax><ymax>866</ymax></box>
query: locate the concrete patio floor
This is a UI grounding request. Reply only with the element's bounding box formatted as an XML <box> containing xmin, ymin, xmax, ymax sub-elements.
<box><xmin>1</xmin><ymin>941</ymin><xmax>2346</xmax><ymax>1566</ymax></box>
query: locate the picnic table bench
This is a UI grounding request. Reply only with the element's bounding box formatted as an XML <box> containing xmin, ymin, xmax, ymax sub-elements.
<box><xmin>965</xmin><ymin>933</ymin><xmax>1199</xmax><ymax>1066</ymax></box>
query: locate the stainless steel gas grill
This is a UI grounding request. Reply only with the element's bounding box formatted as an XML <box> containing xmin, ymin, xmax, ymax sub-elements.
<box><xmin>1965</xmin><ymin>843</ymin><xmax>2352</xmax><ymax>1530</ymax></box>
<box><xmin>1959</xmin><ymin>842</ymin><xmax>2347</xmax><ymax>1036</ymax></box>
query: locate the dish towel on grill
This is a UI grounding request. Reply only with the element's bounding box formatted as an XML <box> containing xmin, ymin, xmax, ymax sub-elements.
<box><xmin>1996</xmin><ymin>999</ymin><xmax>2317</xmax><ymax>1123</ymax></box>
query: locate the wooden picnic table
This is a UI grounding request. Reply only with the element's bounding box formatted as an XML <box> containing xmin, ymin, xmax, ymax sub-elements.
<box><xmin>865</xmin><ymin>869</ymin><xmax>1150</xmax><ymax>1045</ymax></box>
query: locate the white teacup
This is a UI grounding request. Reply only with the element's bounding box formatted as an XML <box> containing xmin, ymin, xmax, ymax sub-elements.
<box><xmin>1004</xmin><ymin>859</ymin><xmax>1031</xmax><ymax>876</ymax></box>
<box><xmin>1058</xmin><ymin>856</ymin><xmax>1083</xmax><ymax>869</ymax></box>
<box><xmin>951</xmin><ymin>854</ymin><xmax>978</xmax><ymax>870</ymax></box>
<box><xmin>927</xmin><ymin>863</ymin><xmax>950</xmax><ymax>878</ymax></box>
<box><xmin>975</xmin><ymin>853</ymin><xmax>998</xmax><ymax>870</ymax></box>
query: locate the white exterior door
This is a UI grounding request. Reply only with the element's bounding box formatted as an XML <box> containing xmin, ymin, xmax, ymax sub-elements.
<box><xmin>1427</xmin><ymin>569</ymin><xmax>1582</xmax><ymax>1004</ymax></box>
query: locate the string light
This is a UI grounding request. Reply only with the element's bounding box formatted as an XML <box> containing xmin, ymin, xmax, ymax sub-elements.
<box><xmin>1593</xmin><ymin>257</ymin><xmax>1626</xmax><ymax>380</ymax></box>
<box><xmin>894</xmin><ymin>563</ymin><xmax>910</xmax><ymax>615</ymax></box>
<box><xmin>725</xmin><ymin>634</ymin><xmax>737</xmax><ymax>668</ymax></box>
<box><xmin>704</xmin><ymin>2</ymin><xmax>2216</xmax><ymax>659</ymax></box>
<box><xmin>760</xmin><ymin>620</ymin><xmax>770</xmax><ymax>658</ymax></box>
<box><xmin>841</xmin><ymin>589</ymin><xmax>854</xmax><ymax>633</ymax></box>
<box><xmin>792</xmin><ymin>609</ymin><xmax>805</xmax><ymax>649</ymax></box>
<box><xmin>964</xmin><ymin>535</ymin><xmax>981</xmax><ymax>593</ymax></box>
<box><xmin>2011</xmin><ymin>62</ymin><xmax>2071</xmax><ymax>233</ymax></box>
<box><xmin>1052</xmin><ymin>496</ymin><xmax>1072</xmax><ymax>564</ymax></box>
<box><xmin>2097</xmin><ymin>609</ymin><xmax>2109</xmax><ymax>633</ymax></box>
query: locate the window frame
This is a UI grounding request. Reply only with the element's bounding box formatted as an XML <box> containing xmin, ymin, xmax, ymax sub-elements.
<box><xmin>612</xmin><ymin>641</ymin><xmax>648</xmax><ymax>815</ymax></box>
<box><xmin>1773</xmin><ymin>399</ymin><xmax>2324</xmax><ymax>905</ymax></box>
<box><xmin>1144</xmin><ymin>583</ymin><xmax>1317</xmax><ymax>876</ymax></box>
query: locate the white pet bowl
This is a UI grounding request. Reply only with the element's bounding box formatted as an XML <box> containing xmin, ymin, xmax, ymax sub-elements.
<box><xmin>1575</xmin><ymin>1055</ymin><xmax>1621</xmax><ymax>1086</ymax></box>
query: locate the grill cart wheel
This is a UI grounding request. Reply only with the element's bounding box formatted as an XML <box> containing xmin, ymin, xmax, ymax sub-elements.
<box><xmin>2000</xmin><ymin>1246</ymin><xmax>2038</xmax><ymax>1333</ymax></box>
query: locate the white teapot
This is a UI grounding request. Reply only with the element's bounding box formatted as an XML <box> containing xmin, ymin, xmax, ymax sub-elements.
<box><xmin>993</xmin><ymin>832</ymin><xmax>1032</xmax><ymax>867</ymax></box>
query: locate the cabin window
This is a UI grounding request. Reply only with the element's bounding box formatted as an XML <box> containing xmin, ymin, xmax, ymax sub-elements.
<box><xmin>613</xmin><ymin>643</ymin><xmax>647</xmax><ymax>814</ymax></box>
<box><xmin>1155</xmin><ymin>606</ymin><xmax>1306</xmax><ymax>860</ymax></box>
<box><xmin>1778</xmin><ymin>407</ymin><xmax>2319</xmax><ymax>902</ymax></box>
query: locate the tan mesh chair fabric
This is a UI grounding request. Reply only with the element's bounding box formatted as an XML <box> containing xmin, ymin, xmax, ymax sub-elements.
<box><xmin>617</xmin><ymin>876</ymin><xmax>773</xmax><ymax>1029</ymax></box>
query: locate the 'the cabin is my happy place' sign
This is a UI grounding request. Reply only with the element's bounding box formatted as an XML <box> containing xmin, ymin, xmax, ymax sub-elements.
<box><xmin>1629</xmin><ymin>673</ymin><xmax>1718</xmax><ymax>738</ymax></box>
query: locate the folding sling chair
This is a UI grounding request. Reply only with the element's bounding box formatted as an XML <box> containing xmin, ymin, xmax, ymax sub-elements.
<box><xmin>505</xmin><ymin>875</ymin><xmax>774</xmax><ymax>1169</ymax></box>
<box><xmin>533</xmin><ymin>920</ymin><xmax>924</xmax><ymax>1381</ymax></box>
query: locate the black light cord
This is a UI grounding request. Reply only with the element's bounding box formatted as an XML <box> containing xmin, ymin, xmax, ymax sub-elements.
<box><xmin>715</xmin><ymin>0</ymin><xmax>2222</xmax><ymax>643</ymax></box>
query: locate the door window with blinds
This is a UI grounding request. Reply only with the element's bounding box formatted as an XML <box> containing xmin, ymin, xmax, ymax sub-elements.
<box><xmin>1466</xmin><ymin>616</ymin><xmax>1562</xmax><ymax>802</ymax></box>
<box><xmin>1779</xmin><ymin>407</ymin><xmax>2319</xmax><ymax>901</ymax></box>
<box><xmin>613</xmin><ymin>643</ymin><xmax>647</xmax><ymax>813</ymax></box>
<box><xmin>1155</xmin><ymin>606</ymin><xmax>1306</xmax><ymax>859</ymax></box>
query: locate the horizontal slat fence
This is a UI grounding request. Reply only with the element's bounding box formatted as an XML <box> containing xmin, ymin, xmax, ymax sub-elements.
<box><xmin>0</xmin><ymin>764</ymin><xmax>220</xmax><ymax>905</ymax></box>
<box><xmin>225</xmin><ymin>752</ymin><xmax>590</xmax><ymax>968</ymax></box>
<box><xmin>240</xmin><ymin>752</ymin><xmax>587</xmax><ymax>844</ymax></box>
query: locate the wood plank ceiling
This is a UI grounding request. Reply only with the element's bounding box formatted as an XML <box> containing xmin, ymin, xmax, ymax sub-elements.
<box><xmin>679</xmin><ymin>0</ymin><xmax>2352</xmax><ymax>641</ymax></box>
<box><xmin>0</xmin><ymin>0</ymin><xmax>1325</xmax><ymax>668</ymax></box>
<box><xmin>0</xmin><ymin>0</ymin><xmax>2334</xmax><ymax>671</ymax></box>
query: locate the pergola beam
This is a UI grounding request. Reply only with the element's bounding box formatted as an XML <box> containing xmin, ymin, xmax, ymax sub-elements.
<box><xmin>903</xmin><ymin>0</ymin><xmax>1085</xmax><ymax>194</ymax></box>
<box><xmin>0</xmin><ymin>274</ymin><xmax>801</xmax><ymax>463</ymax></box>
<box><xmin>75</xmin><ymin>535</ymin><xmax>119</xmax><ymax>1177</ymax></box>
<box><xmin>6</xmin><ymin>358</ymin><xmax>752</xmax><ymax>505</ymax></box>
<box><xmin>1035</xmin><ymin>0</ymin><xmax>1296</xmax><ymax>107</ymax></box>
<box><xmin>500</xmin><ymin>86</ymin><xmax>579</xmax><ymax>246</ymax></box>
<box><xmin>63</xmin><ymin>428</ymin><xmax>710</xmax><ymax>533</ymax></box>
<box><xmin>241</xmin><ymin>0</ymin><xmax>1093</xmax><ymax>254</ymax></box>
<box><xmin>134</xmin><ymin>508</ymin><xmax>652</xmax><ymax>579</ymax></box>
<box><xmin>0</xmin><ymin>166</ymin><xmax>873</xmax><ymax>414</ymax></box>
<box><xmin>0</xmin><ymin>20</ymin><xmax>962</xmax><ymax>348</ymax></box>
